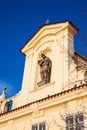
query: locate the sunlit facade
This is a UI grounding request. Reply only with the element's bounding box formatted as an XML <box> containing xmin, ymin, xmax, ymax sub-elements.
<box><xmin>0</xmin><ymin>21</ymin><xmax>87</xmax><ymax>130</ymax></box>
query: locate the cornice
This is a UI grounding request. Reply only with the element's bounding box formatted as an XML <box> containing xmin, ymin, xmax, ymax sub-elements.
<box><xmin>20</xmin><ymin>20</ymin><xmax>78</xmax><ymax>54</ymax></box>
<box><xmin>75</xmin><ymin>51</ymin><xmax>87</xmax><ymax>61</ymax></box>
<box><xmin>0</xmin><ymin>84</ymin><xmax>87</xmax><ymax>123</ymax></box>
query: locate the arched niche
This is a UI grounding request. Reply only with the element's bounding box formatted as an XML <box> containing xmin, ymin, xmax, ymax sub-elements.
<box><xmin>29</xmin><ymin>36</ymin><xmax>56</xmax><ymax>91</ymax></box>
<box><xmin>36</xmin><ymin>48</ymin><xmax>52</xmax><ymax>87</ymax></box>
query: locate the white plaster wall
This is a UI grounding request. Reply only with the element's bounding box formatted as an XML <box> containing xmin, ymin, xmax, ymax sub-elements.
<box><xmin>0</xmin><ymin>90</ymin><xmax>87</xmax><ymax>130</ymax></box>
<box><xmin>16</xmin><ymin>22</ymin><xmax>78</xmax><ymax>106</ymax></box>
<box><xmin>3</xmin><ymin>22</ymin><xmax>83</xmax><ymax>109</ymax></box>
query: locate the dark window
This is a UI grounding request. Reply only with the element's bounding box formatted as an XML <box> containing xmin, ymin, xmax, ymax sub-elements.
<box><xmin>32</xmin><ymin>124</ymin><xmax>38</xmax><ymax>130</ymax></box>
<box><xmin>66</xmin><ymin>116</ymin><xmax>74</xmax><ymax>130</ymax></box>
<box><xmin>66</xmin><ymin>113</ymin><xmax>84</xmax><ymax>130</ymax></box>
<box><xmin>32</xmin><ymin>122</ymin><xmax>46</xmax><ymax>130</ymax></box>
<box><xmin>39</xmin><ymin>122</ymin><xmax>45</xmax><ymax>130</ymax></box>
<box><xmin>75</xmin><ymin>113</ymin><xmax>84</xmax><ymax>130</ymax></box>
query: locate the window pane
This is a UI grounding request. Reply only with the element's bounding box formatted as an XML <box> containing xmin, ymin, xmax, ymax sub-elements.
<box><xmin>66</xmin><ymin>116</ymin><xmax>73</xmax><ymax>125</ymax></box>
<box><xmin>66</xmin><ymin>126</ymin><xmax>74</xmax><ymax>130</ymax></box>
<box><xmin>70</xmin><ymin>128</ymin><xmax>74</xmax><ymax>130</ymax></box>
<box><xmin>76</xmin><ymin>125</ymin><xmax>84</xmax><ymax>130</ymax></box>
<box><xmin>75</xmin><ymin>113</ymin><xmax>84</xmax><ymax>123</ymax></box>
<box><xmin>39</xmin><ymin>122</ymin><xmax>45</xmax><ymax>130</ymax></box>
<box><xmin>75</xmin><ymin>113</ymin><xmax>84</xmax><ymax>130</ymax></box>
<box><xmin>66</xmin><ymin>116</ymin><xmax>74</xmax><ymax>130</ymax></box>
<box><xmin>32</xmin><ymin>124</ymin><xmax>38</xmax><ymax>130</ymax></box>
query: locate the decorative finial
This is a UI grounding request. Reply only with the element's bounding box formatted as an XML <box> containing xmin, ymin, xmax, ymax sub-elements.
<box><xmin>45</xmin><ymin>19</ymin><xmax>50</xmax><ymax>24</ymax></box>
<box><xmin>3</xmin><ymin>86</ymin><xmax>7</xmax><ymax>91</ymax></box>
<box><xmin>2</xmin><ymin>86</ymin><xmax>7</xmax><ymax>95</ymax></box>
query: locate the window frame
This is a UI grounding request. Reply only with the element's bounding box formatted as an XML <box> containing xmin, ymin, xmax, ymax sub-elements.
<box><xmin>32</xmin><ymin>124</ymin><xmax>38</xmax><ymax>130</ymax></box>
<box><xmin>66</xmin><ymin>115</ymin><xmax>74</xmax><ymax>130</ymax></box>
<box><xmin>75</xmin><ymin>113</ymin><xmax>84</xmax><ymax>130</ymax></box>
<box><xmin>65</xmin><ymin>113</ymin><xmax>84</xmax><ymax>130</ymax></box>
<box><xmin>32</xmin><ymin>122</ymin><xmax>46</xmax><ymax>130</ymax></box>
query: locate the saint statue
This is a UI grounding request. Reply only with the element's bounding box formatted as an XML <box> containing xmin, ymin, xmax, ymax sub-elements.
<box><xmin>37</xmin><ymin>54</ymin><xmax>52</xmax><ymax>86</ymax></box>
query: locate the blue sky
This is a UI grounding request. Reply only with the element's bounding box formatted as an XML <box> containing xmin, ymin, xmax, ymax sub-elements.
<box><xmin>0</xmin><ymin>0</ymin><xmax>87</xmax><ymax>97</ymax></box>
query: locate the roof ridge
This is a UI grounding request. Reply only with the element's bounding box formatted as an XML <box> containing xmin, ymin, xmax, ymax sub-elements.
<box><xmin>20</xmin><ymin>20</ymin><xmax>78</xmax><ymax>53</ymax></box>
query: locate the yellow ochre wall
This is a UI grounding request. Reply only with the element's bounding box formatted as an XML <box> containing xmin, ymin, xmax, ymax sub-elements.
<box><xmin>0</xmin><ymin>85</ymin><xmax>87</xmax><ymax>130</ymax></box>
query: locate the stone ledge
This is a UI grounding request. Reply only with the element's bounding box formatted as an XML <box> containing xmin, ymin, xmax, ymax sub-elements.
<box><xmin>30</xmin><ymin>81</ymin><xmax>55</xmax><ymax>93</ymax></box>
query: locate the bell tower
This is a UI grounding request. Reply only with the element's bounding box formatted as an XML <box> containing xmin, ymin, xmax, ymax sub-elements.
<box><xmin>20</xmin><ymin>21</ymin><xmax>78</xmax><ymax>105</ymax></box>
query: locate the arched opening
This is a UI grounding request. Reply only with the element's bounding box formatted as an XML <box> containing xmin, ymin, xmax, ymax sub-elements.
<box><xmin>4</xmin><ymin>100</ymin><xmax>13</xmax><ymax>113</ymax></box>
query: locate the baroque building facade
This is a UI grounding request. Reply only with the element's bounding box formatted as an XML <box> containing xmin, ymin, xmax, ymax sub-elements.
<box><xmin>0</xmin><ymin>21</ymin><xmax>87</xmax><ymax>130</ymax></box>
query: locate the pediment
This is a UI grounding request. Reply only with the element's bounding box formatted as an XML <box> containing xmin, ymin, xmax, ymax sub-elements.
<box><xmin>21</xmin><ymin>21</ymin><xmax>77</xmax><ymax>55</ymax></box>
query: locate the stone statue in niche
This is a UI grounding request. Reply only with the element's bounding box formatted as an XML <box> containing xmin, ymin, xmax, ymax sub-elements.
<box><xmin>37</xmin><ymin>54</ymin><xmax>52</xmax><ymax>86</ymax></box>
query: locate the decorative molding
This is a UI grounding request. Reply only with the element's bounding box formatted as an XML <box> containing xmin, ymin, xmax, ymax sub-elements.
<box><xmin>30</xmin><ymin>103</ymin><xmax>44</xmax><ymax>118</ymax></box>
<box><xmin>30</xmin><ymin>81</ymin><xmax>55</xmax><ymax>93</ymax></box>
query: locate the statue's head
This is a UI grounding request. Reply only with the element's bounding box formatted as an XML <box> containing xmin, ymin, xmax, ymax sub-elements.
<box><xmin>41</xmin><ymin>54</ymin><xmax>46</xmax><ymax>59</ymax></box>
